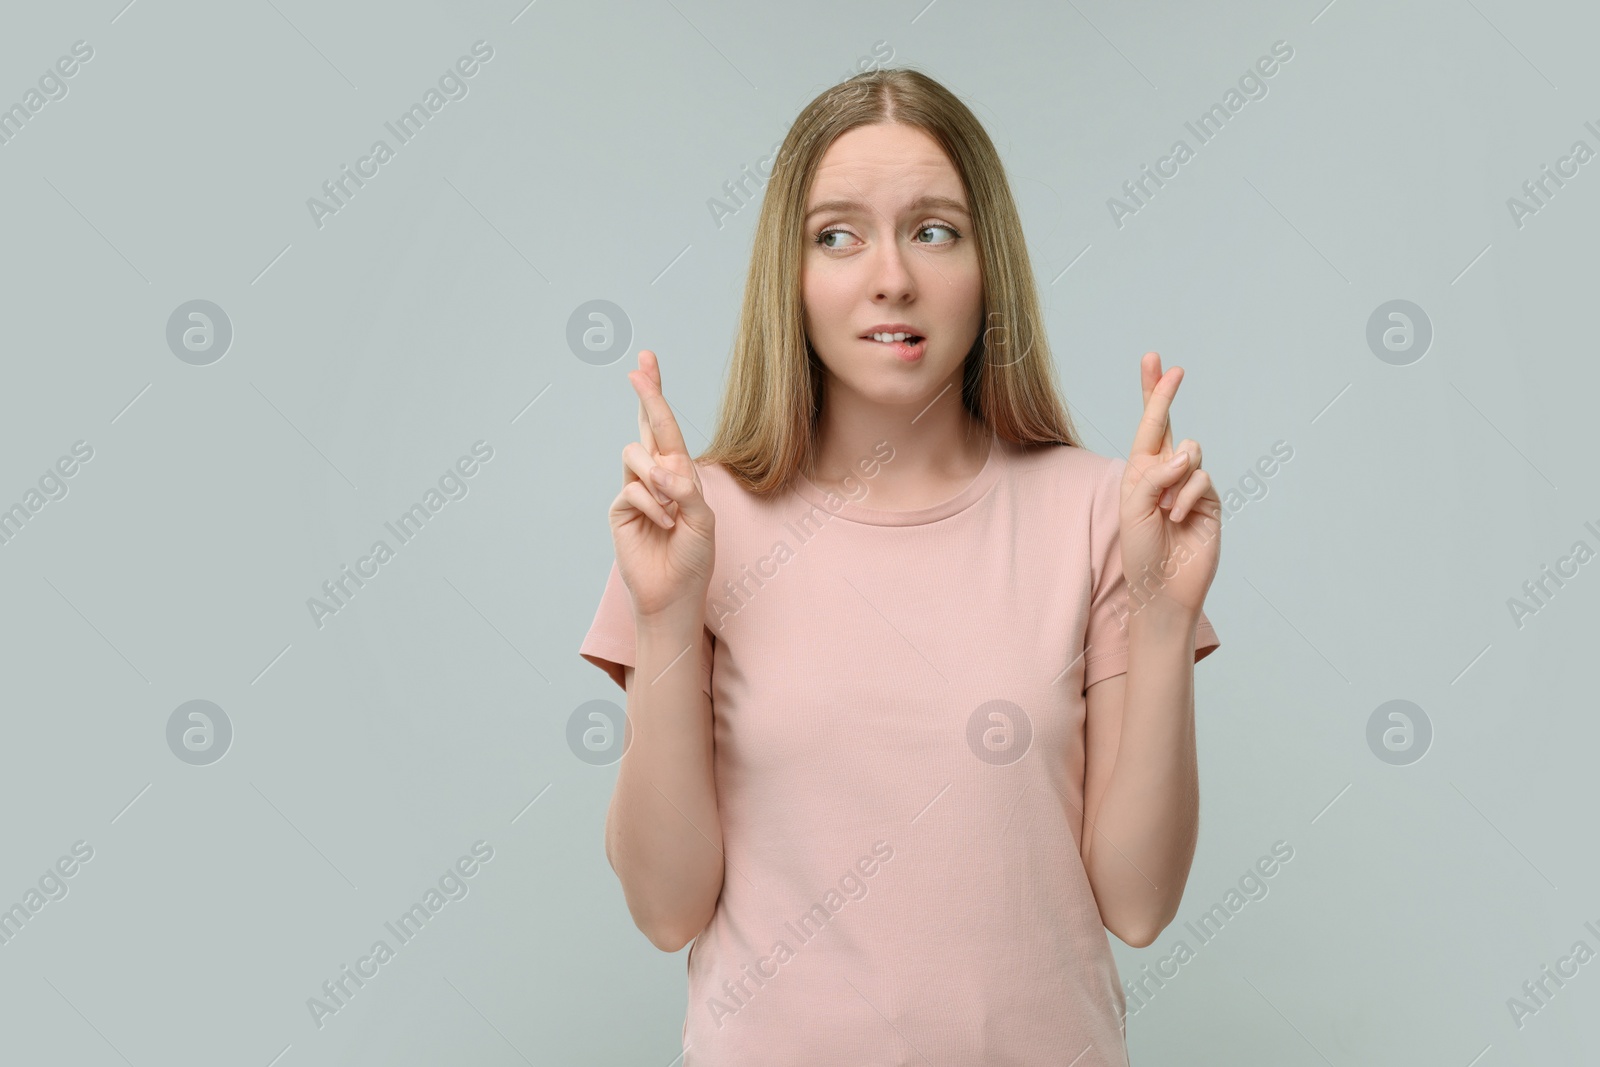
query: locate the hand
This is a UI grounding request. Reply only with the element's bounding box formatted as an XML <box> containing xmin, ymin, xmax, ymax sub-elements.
<box><xmin>1117</xmin><ymin>352</ymin><xmax>1221</xmax><ymax>622</ymax></box>
<box><xmin>609</xmin><ymin>349</ymin><xmax>716</xmax><ymax>620</ymax></box>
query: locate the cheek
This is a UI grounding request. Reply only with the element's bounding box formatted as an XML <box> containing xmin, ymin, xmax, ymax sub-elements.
<box><xmin>961</xmin><ymin>273</ymin><xmax>985</xmax><ymax>335</ymax></box>
<box><xmin>933</xmin><ymin>267</ymin><xmax>983</xmax><ymax>337</ymax></box>
<box><xmin>802</xmin><ymin>270</ymin><xmax>850</xmax><ymax>328</ymax></box>
<box><xmin>924</xmin><ymin>252</ymin><xmax>981</xmax><ymax>312</ymax></box>
<box><xmin>957</xmin><ymin>257</ymin><xmax>983</xmax><ymax>309</ymax></box>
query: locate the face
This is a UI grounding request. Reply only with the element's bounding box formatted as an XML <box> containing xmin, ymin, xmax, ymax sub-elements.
<box><xmin>801</xmin><ymin>123</ymin><xmax>983</xmax><ymax>406</ymax></box>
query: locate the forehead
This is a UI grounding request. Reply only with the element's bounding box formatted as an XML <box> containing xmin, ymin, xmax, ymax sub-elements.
<box><xmin>806</xmin><ymin>124</ymin><xmax>967</xmax><ymax>210</ymax></box>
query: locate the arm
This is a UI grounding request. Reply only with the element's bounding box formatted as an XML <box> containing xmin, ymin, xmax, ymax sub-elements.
<box><xmin>1082</xmin><ymin>351</ymin><xmax>1222</xmax><ymax>947</ymax></box>
<box><xmin>603</xmin><ymin>607</ymin><xmax>724</xmax><ymax>952</ymax></box>
<box><xmin>1079</xmin><ymin>603</ymin><xmax>1201</xmax><ymax>948</ymax></box>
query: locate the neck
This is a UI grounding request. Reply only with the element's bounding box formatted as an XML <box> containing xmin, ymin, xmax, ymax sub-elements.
<box><xmin>805</xmin><ymin>373</ymin><xmax>990</xmax><ymax>495</ymax></box>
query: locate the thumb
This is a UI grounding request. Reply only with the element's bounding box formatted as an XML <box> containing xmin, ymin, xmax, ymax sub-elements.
<box><xmin>649</xmin><ymin>455</ymin><xmax>712</xmax><ymax>525</ymax></box>
<box><xmin>1129</xmin><ymin>452</ymin><xmax>1190</xmax><ymax>512</ymax></box>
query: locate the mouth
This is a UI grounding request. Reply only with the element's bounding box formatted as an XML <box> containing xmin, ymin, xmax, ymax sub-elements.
<box><xmin>860</xmin><ymin>332</ymin><xmax>927</xmax><ymax>361</ymax></box>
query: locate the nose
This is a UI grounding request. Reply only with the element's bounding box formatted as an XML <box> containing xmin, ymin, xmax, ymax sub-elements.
<box><xmin>870</xmin><ymin>225</ymin><xmax>916</xmax><ymax>302</ymax></box>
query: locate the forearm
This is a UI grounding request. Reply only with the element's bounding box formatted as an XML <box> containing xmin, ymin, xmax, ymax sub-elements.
<box><xmin>605</xmin><ymin>607</ymin><xmax>724</xmax><ymax>952</ymax></box>
<box><xmin>1084</xmin><ymin>604</ymin><xmax>1201</xmax><ymax>944</ymax></box>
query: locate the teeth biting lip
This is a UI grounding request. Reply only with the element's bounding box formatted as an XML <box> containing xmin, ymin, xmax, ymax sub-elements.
<box><xmin>861</xmin><ymin>333</ymin><xmax>927</xmax><ymax>360</ymax></box>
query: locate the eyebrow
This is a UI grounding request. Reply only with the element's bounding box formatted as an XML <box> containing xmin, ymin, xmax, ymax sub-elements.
<box><xmin>804</xmin><ymin>194</ymin><xmax>971</xmax><ymax>221</ymax></box>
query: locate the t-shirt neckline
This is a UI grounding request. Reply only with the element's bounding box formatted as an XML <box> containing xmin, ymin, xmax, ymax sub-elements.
<box><xmin>791</xmin><ymin>432</ymin><xmax>1005</xmax><ymax>527</ymax></box>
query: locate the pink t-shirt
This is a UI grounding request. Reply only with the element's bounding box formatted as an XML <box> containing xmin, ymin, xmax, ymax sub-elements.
<box><xmin>580</xmin><ymin>431</ymin><xmax>1220</xmax><ymax>1066</ymax></box>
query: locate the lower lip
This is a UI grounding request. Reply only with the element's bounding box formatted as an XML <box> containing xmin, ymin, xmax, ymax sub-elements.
<box><xmin>863</xmin><ymin>337</ymin><xmax>926</xmax><ymax>362</ymax></box>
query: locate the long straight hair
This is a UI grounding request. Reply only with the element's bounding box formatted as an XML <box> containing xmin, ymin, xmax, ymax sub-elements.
<box><xmin>696</xmin><ymin>67</ymin><xmax>1085</xmax><ymax>497</ymax></box>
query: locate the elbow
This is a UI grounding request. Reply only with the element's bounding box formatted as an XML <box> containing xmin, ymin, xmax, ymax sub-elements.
<box><xmin>1110</xmin><ymin>905</ymin><xmax>1176</xmax><ymax>949</ymax></box>
<box><xmin>1114</xmin><ymin>921</ymin><xmax>1160</xmax><ymax>949</ymax></box>
<box><xmin>610</xmin><ymin>851</ymin><xmax>706</xmax><ymax>953</ymax></box>
<box><xmin>646</xmin><ymin>922</ymin><xmax>695</xmax><ymax>954</ymax></box>
<box><xmin>1100</xmin><ymin>902</ymin><xmax>1177</xmax><ymax>953</ymax></box>
<box><xmin>609</xmin><ymin>873</ymin><xmax>698</xmax><ymax>952</ymax></box>
<box><xmin>647</xmin><ymin>888</ymin><xmax>717</xmax><ymax>952</ymax></box>
<box><xmin>641</xmin><ymin>906</ymin><xmax>709</xmax><ymax>953</ymax></box>
<box><xmin>604</xmin><ymin>820</ymin><xmax>715</xmax><ymax>953</ymax></box>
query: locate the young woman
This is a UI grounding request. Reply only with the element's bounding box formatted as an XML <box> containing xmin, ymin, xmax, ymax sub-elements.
<box><xmin>581</xmin><ymin>68</ymin><xmax>1222</xmax><ymax>1067</ymax></box>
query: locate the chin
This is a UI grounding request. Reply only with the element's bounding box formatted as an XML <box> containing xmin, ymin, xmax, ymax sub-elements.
<box><xmin>859</xmin><ymin>373</ymin><xmax>949</xmax><ymax>404</ymax></box>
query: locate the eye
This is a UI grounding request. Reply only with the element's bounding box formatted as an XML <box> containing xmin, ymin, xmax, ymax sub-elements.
<box><xmin>916</xmin><ymin>223</ymin><xmax>961</xmax><ymax>245</ymax></box>
<box><xmin>813</xmin><ymin>227</ymin><xmax>859</xmax><ymax>250</ymax></box>
<box><xmin>812</xmin><ymin>223</ymin><xmax>962</xmax><ymax>250</ymax></box>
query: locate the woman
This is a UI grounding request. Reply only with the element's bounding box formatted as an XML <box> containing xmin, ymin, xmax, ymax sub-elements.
<box><xmin>581</xmin><ymin>68</ymin><xmax>1222</xmax><ymax>1066</ymax></box>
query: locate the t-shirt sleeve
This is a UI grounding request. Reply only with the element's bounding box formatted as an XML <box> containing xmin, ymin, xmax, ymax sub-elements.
<box><xmin>579</xmin><ymin>558</ymin><xmax>714</xmax><ymax>699</ymax></box>
<box><xmin>1082</xmin><ymin>456</ymin><xmax>1221</xmax><ymax>693</ymax></box>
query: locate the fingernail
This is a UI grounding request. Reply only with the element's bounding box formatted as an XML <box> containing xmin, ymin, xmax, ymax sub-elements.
<box><xmin>1170</xmin><ymin>452</ymin><xmax>1188</xmax><ymax>467</ymax></box>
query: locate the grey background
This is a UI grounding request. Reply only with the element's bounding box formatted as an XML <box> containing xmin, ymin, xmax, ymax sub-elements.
<box><xmin>1</xmin><ymin>0</ymin><xmax>1596</xmax><ymax>1064</ymax></box>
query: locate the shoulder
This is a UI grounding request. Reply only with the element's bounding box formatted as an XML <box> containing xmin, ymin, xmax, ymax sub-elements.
<box><xmin>687</xmin><ymin>457</ymin><xmax>769</xmax><ymax>525</ymax></box>
<box><xmin>689</xmin><ymin>456</ymin><xmax>797</xmax><ymax>510</ymax></box>
<box><xmin>1007</xmin><ymin>440</ymin><xmax>1125</xmax><ymax>491</ymax></box>
<box><xmin>691</xmin><ymin>457</ymin><xmax>736</xmax><ymax>509</ymax></box>
<box><xmin>1004</xmin><ymin>442</ymin><xmax>1128</xmax><ymax>540</ymax></box>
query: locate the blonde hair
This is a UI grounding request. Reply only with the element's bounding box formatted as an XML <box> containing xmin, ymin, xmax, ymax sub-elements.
<box><xmin>697</xmin><ymin>67</ymin><xmax>1084</xmax><ymax>496</ymax></box>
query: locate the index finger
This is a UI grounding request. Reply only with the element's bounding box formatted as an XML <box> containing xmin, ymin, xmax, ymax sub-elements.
<box><xmin>630</xmin><ymin>349</ymin><xmax>688</xmax><ymax>459</ymax></box>
<box><xmin>1133</xmin><ymin>360</ymin><xmax>1182</xmax><ymax>458</ymax></box>
<box><xmin>1140</xmin><ymin>352</ymin><xmax>1174</xmax><ymax>455</ymax></box>
<box><xmin>632</xmin><ymin>358</ymin><xmax>657</xmax><ymax>458</ymax></box>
